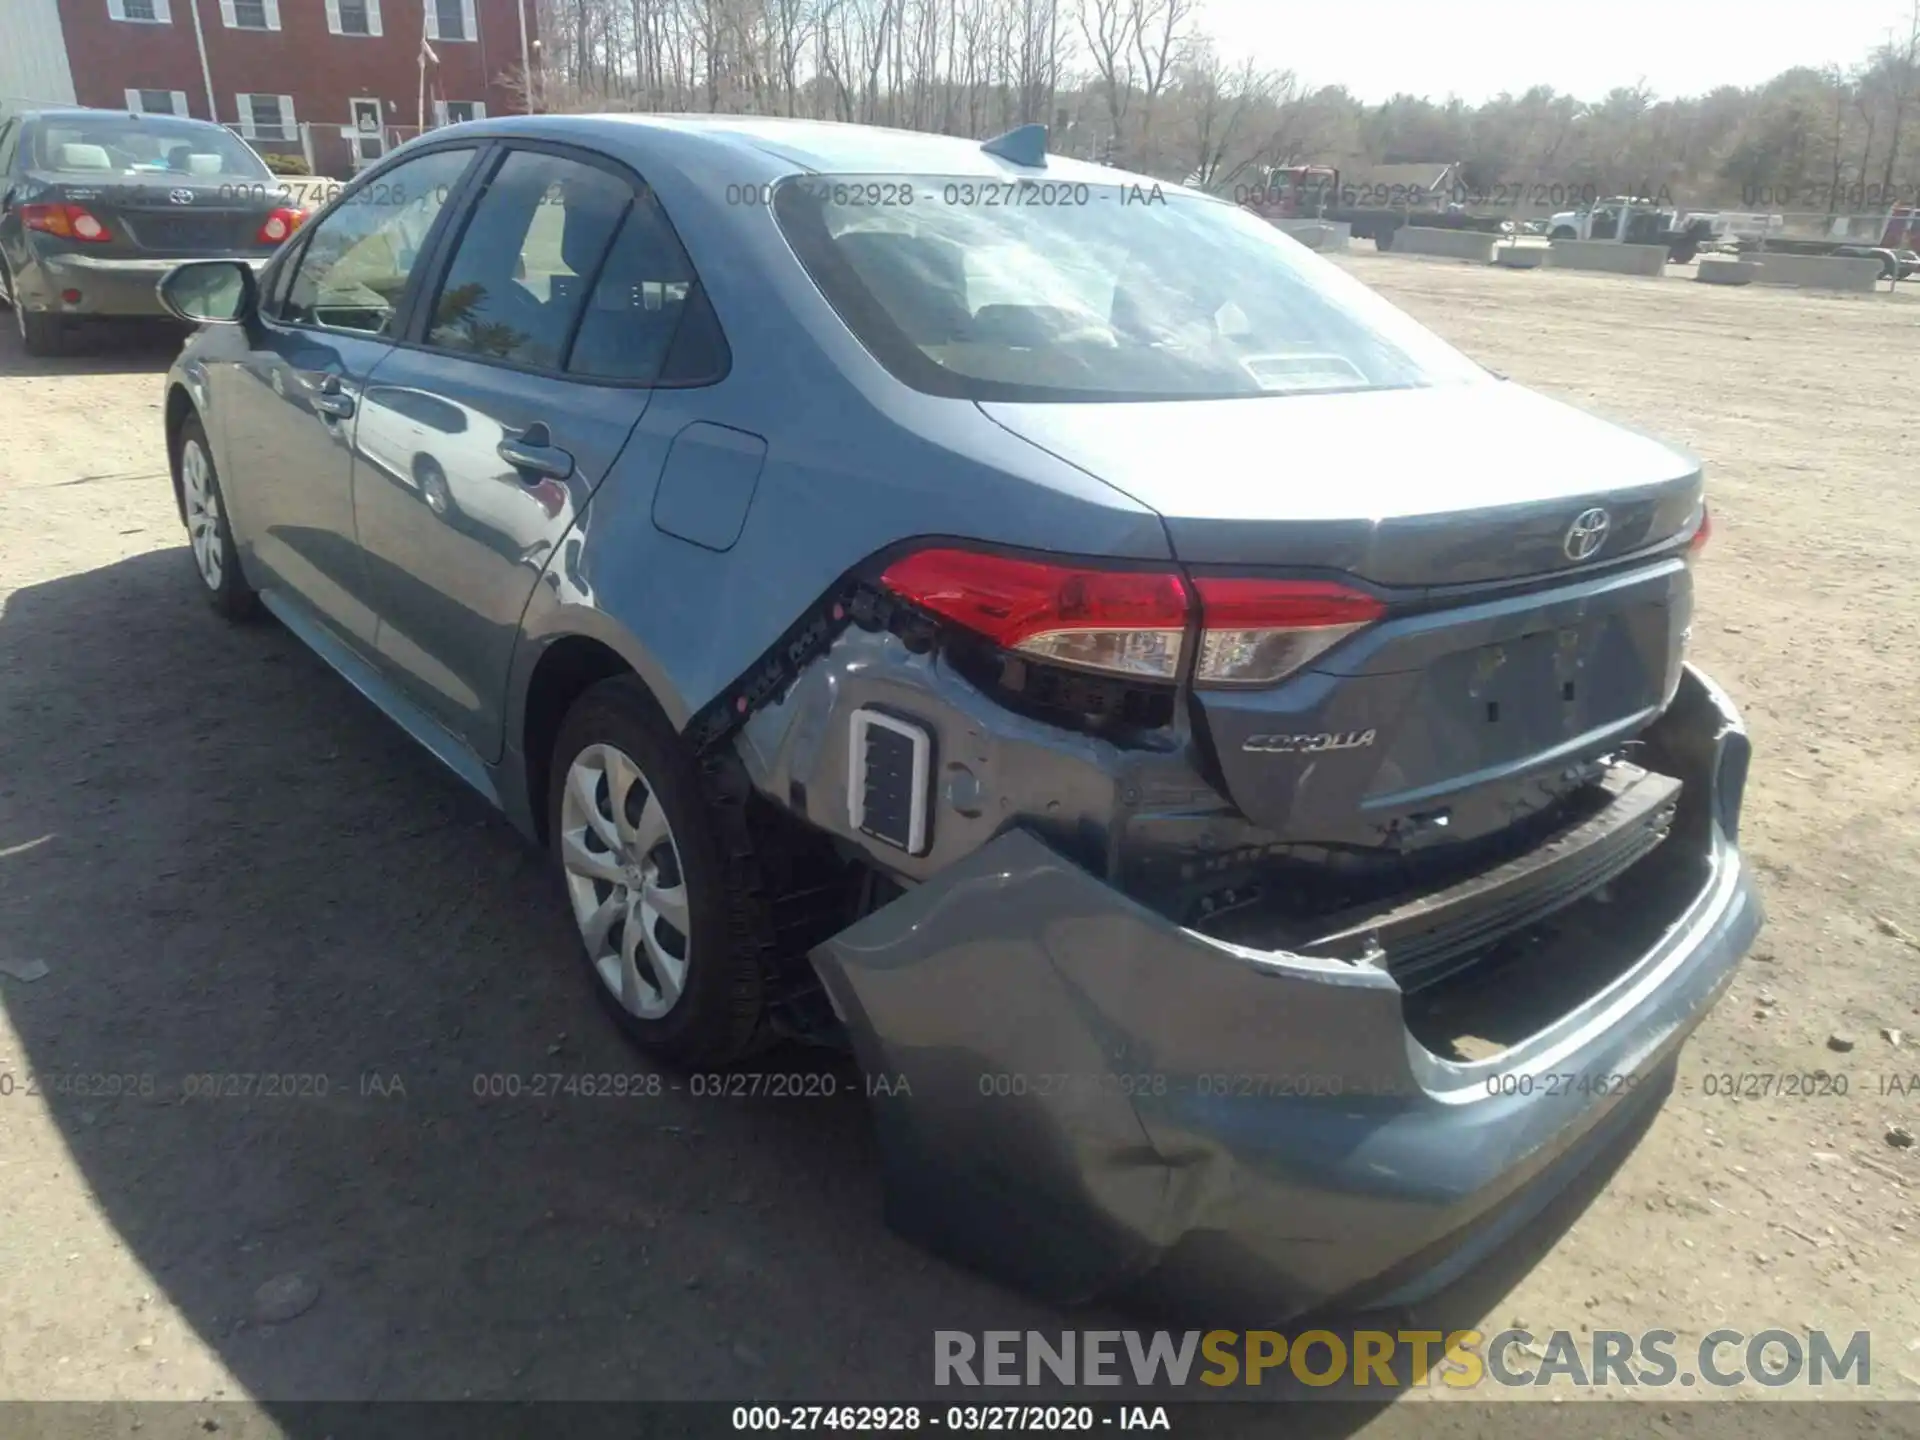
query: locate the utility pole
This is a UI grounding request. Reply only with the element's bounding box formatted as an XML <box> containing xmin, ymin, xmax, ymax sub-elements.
<box><xmin>517</xmin><ymin>0</ymin><xmax>533</xmax><ymax>113</ymax></box>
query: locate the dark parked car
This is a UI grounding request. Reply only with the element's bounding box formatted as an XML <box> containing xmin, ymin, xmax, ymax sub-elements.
<box><xmin>156</xmin><ymin>114</ymin><xmax>1759</xmax><ymax>1315</ymax></box>
<box><xmin>0</xmin><ymin>107</ymin><xmax>307</xmax><ymax>355</ymax></box>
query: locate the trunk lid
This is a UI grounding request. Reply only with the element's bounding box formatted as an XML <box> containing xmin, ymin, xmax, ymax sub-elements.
<box><xmin>981</xmin><ymin>380</ymin><xmax>1701</xmax><ymax>850</ymax></box>
<box><xmin>979</xmin><ymin>379</ymin><xmax>1701</xmax><ymax>584</ymax></box>
<box><xmin>31</xmin><ymin>173</ymin><xmax>279</xmax><ymax>257</ymax></box>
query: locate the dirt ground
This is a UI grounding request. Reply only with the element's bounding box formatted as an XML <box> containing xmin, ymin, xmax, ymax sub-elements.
<box><xmin>1</xmin><ymin>256</ymin><xmax>1918</xmax><ymax>1432</ymax></box>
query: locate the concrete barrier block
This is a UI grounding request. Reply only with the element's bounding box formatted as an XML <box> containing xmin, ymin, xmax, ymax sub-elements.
<box><xmin>1275</xmin><ymin>220</ymin><xmax>1351</xmax><ymax>253</ymax></box>
<box><xmin>1494</xmin><ymin>243</ymin><xmax>1547</xmax><ymax>269</ymax></box>
<box><xmin>1695</xmin><ymin>257</ymin><xmax>1758</xmax><ymax>286</ymax></box>
<box><xmin>1748</xmin><ymin>254</ymin><xmax>1882</xmax><ymax>293</ymax></box>
<box><xmin>1394</xmin><ymin>226</ymin><xmax>1498</xmax><ymax>263</ymax></box>
<box><xmin>1547</xmin><ymin>240</ymin><xmax>1669</xmax><ymax>277</ymax></box>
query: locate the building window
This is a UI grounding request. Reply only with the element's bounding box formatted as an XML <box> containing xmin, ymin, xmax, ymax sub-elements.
<box><xmin>221</xmin><ymin>0</ymin><xmax>281</xmax><ymax>30</ymax></box>
<box><xmin>426</xmin><ymin>0</ymin><xmax>476</xmax><ymax>42</ymax></box>
<box><xmin>237</xmin><ymin>93</ymin><xmax>296</xmax><ymax>142</ymax></box>
<box><xmin>108</xmin><ymin>0</ymin><xmax>172</xmax><ymax>21</ymax></box>
<box><xmin>436</xmin><ymin>100</ymin><xmax>486</xmax><ymax>126</ymax></box>
<box><xmin>327</xmin><ymin>0</ymin><xmax>383</xmax><ymax>35</ymax></box>
<box><xmin>126</xmin><ymin>88</ymin><xmax>188</xmax><ymax>115</ymax></box>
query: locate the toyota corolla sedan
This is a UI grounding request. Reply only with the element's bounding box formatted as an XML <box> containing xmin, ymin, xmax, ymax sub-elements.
<box><xmin>155</xmin><ymin>114</ymin><xmax>1759</xmax><ymax>1316</ymax></box>
<box><xmin>0</xmin><ymin>107</ymin><xmax>306</xmax><ymax>355</ymax></box>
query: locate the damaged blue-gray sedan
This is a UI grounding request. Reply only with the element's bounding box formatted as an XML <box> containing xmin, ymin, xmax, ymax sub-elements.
<box><xmin>157</xmin><ymin>113</ymin><xmax>1760</xmax><ymax>1318</ymax></box>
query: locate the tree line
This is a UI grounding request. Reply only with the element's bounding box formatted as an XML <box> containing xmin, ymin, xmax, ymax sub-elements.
<box><xmin>514</xmin><ymin>0</ymin><xmax>1920</xmax><ymax>213</ymax></box>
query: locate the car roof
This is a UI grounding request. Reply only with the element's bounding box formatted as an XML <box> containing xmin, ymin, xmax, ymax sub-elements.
<box><xmin>437</xmin><ymin>112</ymin><xmax>1192</xmax><ymax>192</ymax></box>
<box><xmin>17</xmin><ymin>106</ymin><xmax>231</xmax><ymax>126</ymax></box>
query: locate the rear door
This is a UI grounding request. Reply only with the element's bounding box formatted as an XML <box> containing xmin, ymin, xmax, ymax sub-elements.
<box><xmin>352</xmin><ymin>142</ymin><xmax>691</xmax><ymax>760</ymax></box>
<box><xmin>220</xmin><ymin>144</ymin><xmax>479</xmax><ymax>650</ymax></box>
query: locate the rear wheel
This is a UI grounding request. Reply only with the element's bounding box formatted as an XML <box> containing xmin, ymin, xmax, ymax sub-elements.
<box><xmin>176</xmin><ymin>417</ymin><xmax>258</xmax><ymax>620</ymax></box>
<box><xmin>548</xmin><ymin>677</ymin><xmax>772</xmax><ymax>1067</ymax></box>
<box><xmin>14</xmin><ymin>296</ymin><xmax>67</xmax><ymax>357</ymax></box>
<box><xmin>1550</xmin><ymin>227</ymin><xmax>1577</xmax><ymax>241</ymax></box>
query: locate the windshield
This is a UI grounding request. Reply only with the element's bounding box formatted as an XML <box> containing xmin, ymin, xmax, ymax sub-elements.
<box><xmin>772</xmin><ymin>173</ymin><xmax>1488</xmax><ymax>402</ymax></box>
<box><xmin>32</xmin><ymin>115</ymin><xmax>271</xmax><ymax>182</ymax></box>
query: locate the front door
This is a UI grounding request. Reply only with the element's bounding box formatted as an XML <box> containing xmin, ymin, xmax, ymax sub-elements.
<box><xmin>222</xmin><ymin>144</ymin><xmax>478</xmax><ymax>649</ymax></box>
<box><xmin>352</xmin><ymin>144</ymin><xmax>707</xmax><ymax>760</ymax></box>
<box><xmin>349</xmin><ymin>99</ymin><xmax>386</xmax><ymax>171</ymax></box>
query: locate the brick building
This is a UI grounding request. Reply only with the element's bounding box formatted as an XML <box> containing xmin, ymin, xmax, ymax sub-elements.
<box><xmin>3</xmin><ymin>0</ymin><xmax>535</xmax><ymax>177</ymax></box>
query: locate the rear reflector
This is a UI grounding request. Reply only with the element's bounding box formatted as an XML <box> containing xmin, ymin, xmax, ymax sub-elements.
<box><xmin>878</xmin><ymin>547</ymin><xmax>1383</xmax><ymax>688</ymax></box>
<box><xmin>22</xmin><ymin>203</ymin><xmax>113</xmax><ymax>242</ymax></box>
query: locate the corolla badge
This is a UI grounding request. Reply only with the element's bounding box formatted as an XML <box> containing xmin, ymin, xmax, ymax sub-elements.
<box><xmin>169</xmin><ymin>188</ymin><xmax>196</xmax><ymax>205</ymax></box>
<box><xmin>1242</xmin><ymin>729</ymin><xmax>1377</xmax><ymax>755</ymax></box>
<box><xmin>1563</xmin><ymin>506</ymin><xmax>1611</xmax><ymax>561</ymax></box>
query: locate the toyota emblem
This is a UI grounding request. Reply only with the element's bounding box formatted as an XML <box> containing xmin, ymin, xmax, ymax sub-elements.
<box><xmin>168</xmin><ymin>187</ymin><xmax>195</xmax><ymax>205</ymax></box>
<box><xmin>1563</xmin><ymin>507</ymin><xmax>1611</xmax><ymax>561</ymax></box>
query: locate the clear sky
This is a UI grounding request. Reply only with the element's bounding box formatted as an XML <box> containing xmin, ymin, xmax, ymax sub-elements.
<box><xmin>1200</xmin><ymin>0</ymin><xmax>1913</xmax><ymax>103</ymax></box>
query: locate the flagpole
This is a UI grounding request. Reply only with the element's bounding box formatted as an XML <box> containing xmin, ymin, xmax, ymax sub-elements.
<box><xmin>417</xmin><ymin>3</ymin><xmax>429</xmax><ymax>133</ymax></box>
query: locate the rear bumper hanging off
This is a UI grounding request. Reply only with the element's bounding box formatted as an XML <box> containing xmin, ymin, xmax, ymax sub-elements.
<box><xmin>810</xmin><ymin>665</ymin><xmax>1760</xmax><ymax>1315</ymax></box>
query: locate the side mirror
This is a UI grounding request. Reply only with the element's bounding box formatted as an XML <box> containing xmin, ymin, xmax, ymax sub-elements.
<box><xmin>158</xmin><ymin>260</ymin><xmax>256</xmax><ymax>325</ymax></box>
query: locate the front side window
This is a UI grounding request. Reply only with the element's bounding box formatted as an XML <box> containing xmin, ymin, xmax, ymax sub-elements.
<box><xmin>32</xmin><ymin>114</ymin><xmax>269</xmax><ymax>180</ymax></box>
<box><xmin>424</xmin><ymin>150</ymin><xmax>630</xmax><ymax>369</ymax></box>
<box><xmin>283</xmin><ymin>147</ymin><xmax>474</xmax><ymax>335</ymax></box>
<box><xmin>774</xmin><ymin>174</ymin><xmax>1489</xmax><ymax>402</ymax></box>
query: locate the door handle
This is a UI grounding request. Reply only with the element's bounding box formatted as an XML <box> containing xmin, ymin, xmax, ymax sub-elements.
<box><xmin>497</xmin><ymin>423</ymin><xmax>574</xmax><ymax>481</ymax></box>
<box><xmin>297</xmin><ymin>371</ymin><xmax>355</xmax><ymax>419</ymax></box>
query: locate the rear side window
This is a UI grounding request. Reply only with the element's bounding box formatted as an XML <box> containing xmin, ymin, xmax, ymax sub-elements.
<box><xmin>567</xmin><ymin>191</ymin><xmax>726</xmax><ymax>384</ymax></box>
<box><xmin>282</xmin><ymin>147</ymin><xmax>474</xmax><ymax>335</ymax></box>
<box><xmin>424</xmin><ymin>149</ymin><xmax>630</xmax><ymax>370</ymax></box>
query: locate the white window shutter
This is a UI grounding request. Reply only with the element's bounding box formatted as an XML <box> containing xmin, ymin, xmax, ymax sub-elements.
<box><xmin>325</xmin><ymin>0</ymin><xmax>340</xmax><ymax>32</ymax></box>
<box><xmin>461</xmin><ymin>0</ymin><xmax>475</xmax><ymax>39</ymax></box>
<box><xmin>433</xmin><ymin>99</ymin><xmax>447</xmax><ymax>127</ymax></box>
<box><xmin>264</xmin><ymin>0</ymin><xmax>281</xmax><ymax>29</ymax></box>
<box><xmin>472</xmin><ymin>101</ymin><xmax>485</xmax><ymax>119</ymax></box>
<box><xmin>280</xmin><ymin>95</ymin><xmax>297</xmax><ymax>132</ymax></box>
<box><xmin>173</xmin><ymin>90</ymin><xmax>189</xmax><ymax>117</ymax></box>
<box><xmin>424</xmin><ymin>5</ymin><xmax>439</xmax><ymax>40</ymax></box>
<box><xmin>124</xmin><ymin>88</ymin><xmax>142</xmax><ymax>112</ymax></box>
<box><xmin>234</xmin><ymin>92</ymin><xmax>252</xmax><ymax>137</ymax></box>
<box><xmin>220</xmin><ymin>0</ymin><xmax>237</xmax><ymax>27</ymax></box>
<box><xmin>108</xmin><ymin>0</ymin><xmax>126</xmax><ymax>18</ymax></box>
<box><xmin>367</xmin><ymin>0</ymin><xmax>382</xmax><ymax>36</ymax></box>
<box><xmin>152</xmin><ymin>0</ymin><xmax>172</xmax><ymax>19</ymax></box>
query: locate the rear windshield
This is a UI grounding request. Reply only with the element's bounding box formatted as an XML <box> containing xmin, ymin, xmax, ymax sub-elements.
<box><xmin>32</xmin><ymin>115</ymin><xmax>271</xmax><ymax>182</ymax></box>
<box><xmin>772</xmin><ymin>174</ymin><xmax>1488</xmax><ymax>402</ymax></box>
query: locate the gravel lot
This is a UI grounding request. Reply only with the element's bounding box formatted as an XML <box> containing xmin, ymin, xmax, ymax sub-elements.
<box><xmin>1</xmin><ymin>257</ymin><xmax>1917</xmax><ymax>1430</ymax></box>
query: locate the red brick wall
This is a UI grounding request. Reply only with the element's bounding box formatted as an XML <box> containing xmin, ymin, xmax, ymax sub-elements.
<box><xmin>55</xmin><ymin>0</ymin><xmax>531</xmax><ymax>174</ymax></box>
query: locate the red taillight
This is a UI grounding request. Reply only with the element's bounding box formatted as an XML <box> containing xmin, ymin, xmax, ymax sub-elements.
<box><xmin>877</xmin><ymin>548</ymin><xmax>1384</xmax><ymax>687</ymax></box>
<box><xmin>879</xmin><ymin>548</ymin><xmax>1190</xmax><ymax>680</ymax></box>
<box><xmin>22</xmin><ymin>203</ymin><xmax>112</xmax><ymax>242</ymax></box>
<box><xmin>1191</xmin><ymin>576</ymin><xmax>1386</xmax><ymax>686</ymax></box>
<box><xmin>1688</xmin><ymin>501</ymin><xmax>1712</xmax><ymax>553</ymax></box>
<box><xmin>256</xmin><ymin>206</ymin><xmax>308</xmax><ymax>244</ymax></box>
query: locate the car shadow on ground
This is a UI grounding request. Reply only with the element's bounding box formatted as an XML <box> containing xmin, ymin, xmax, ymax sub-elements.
<box><xmin>0</xmin><ymin>547</ymin><xmax>1653</xmax><ymax>1430</ymax></box>
<box><xmin>0</xmin><ymin>315</ymin><xmax>187</xmax><ymax>377</ymax></box>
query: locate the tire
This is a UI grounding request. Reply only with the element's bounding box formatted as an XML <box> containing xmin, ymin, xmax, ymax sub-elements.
<box><xmin>1375</xmin><ymin>227</ymin><xmax>1396</xmax><ymax>252</ymax></box>
<box><xmin>174</xmin><ymin>416</ymin><xmax>259</xmax><ymax>620</ymax></box>
<box><xmin>547</xmin><ymin>676</ymin><xmax>772</xmax><ymax>1067</ymax></box>
<box><xmin>16</xmin><ymin>301</ymin><xmax>67</xmax><ymax>358</ymax></box>
<box><xmin>1550</xmin><ymin>227</ymin><xmax>1577</xmax><ymax>241</ymax></box>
